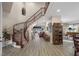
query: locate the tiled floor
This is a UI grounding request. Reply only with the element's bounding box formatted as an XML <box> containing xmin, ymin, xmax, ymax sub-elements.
<box><xmin>2</xmin><ymin>33</ymin><xmax>74</xmax><ymax>56</ymax></box>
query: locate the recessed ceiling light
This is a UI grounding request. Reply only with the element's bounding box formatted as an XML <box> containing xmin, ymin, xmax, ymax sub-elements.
<box><xmin>57</xmin><ymin>9</ymin><xmax>61</xmax><ymax>12</ymax></box>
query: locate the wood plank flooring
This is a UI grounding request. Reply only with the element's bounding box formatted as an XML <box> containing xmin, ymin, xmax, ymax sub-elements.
<box><xmin>2</xmin><ymin>39</ymin><xmax>74</xmax><ymax>56</ymax></box>
<box><xmin>2</xmin><ymin>33</ymin><xmax>74</xmax><ymax>56</ymax></box>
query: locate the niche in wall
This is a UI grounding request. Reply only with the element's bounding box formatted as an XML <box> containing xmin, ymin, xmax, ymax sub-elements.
<box><xmin>22</xmin><ymin>7</ymin><xmax>26</xmax><ymax>16</ymax></box>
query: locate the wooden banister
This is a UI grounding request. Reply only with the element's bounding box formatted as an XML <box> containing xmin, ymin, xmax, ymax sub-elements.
<box><xmin>13</xmin><ymin>2</ymin><xmax>50</xmax><ymax>48</ymax></box>
<box><xmin>25</xmin><ymin>7</ymin><xmax>45</xmax><ymax>23</ymax></box>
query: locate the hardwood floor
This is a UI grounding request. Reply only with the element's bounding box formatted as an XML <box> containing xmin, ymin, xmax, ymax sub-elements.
<box><xmin>2</xmin><ymin>33</ymin><xmax>74</xmax><ymax>56</ymax></box>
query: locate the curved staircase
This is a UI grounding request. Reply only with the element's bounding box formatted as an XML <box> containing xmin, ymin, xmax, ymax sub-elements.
<box><xmin>12</xmin><ymin>2</ymin><xmax>50</xmax><ymax>48</ymax></box>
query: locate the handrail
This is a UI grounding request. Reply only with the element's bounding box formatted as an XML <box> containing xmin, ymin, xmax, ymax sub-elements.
<box><xmin>13</xmin><ymin>7</ymin><xmax>44</xmax><ymax>31</ymax></box>
<box><xmin>13</xmin><ymin>2</ymin><xmax>50</xmax><ymax>31</ymax></box>
<box><xmin>24</xmin><ymin>7</ymin><xmax>45</xmax><ymax>26</ymax></box>
<box><xmin>23</xmin><ymin>7</ymin><xmax>45</xmax><ymax>42</ymax></box>
<box><xmin>13</xmin><ymin>2</ymin><xmax>50</xmax><ymax>48</ymax></box>
<box><xmin>25</xmin><ymin>8</ymin><xmax>42</xmax><ymax>23</ymax></box>
<box><xmin>13</xmin><ymin>22</ymin><xmax>25</xmax><ymax>30</ymax></box>
<box><xmin>27</xmin><ymin>12</ymin><xmax>43</xmax><ymax>26</ymax></box>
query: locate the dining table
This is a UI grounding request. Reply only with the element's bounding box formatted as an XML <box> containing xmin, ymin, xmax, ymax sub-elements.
<box><xmin>66</xmin><ymin>32</ymin><xmax>79</xmax><ymax>39</ymax></box>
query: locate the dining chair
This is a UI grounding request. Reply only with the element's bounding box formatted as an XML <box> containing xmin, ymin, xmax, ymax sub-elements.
<box><xmin>73</xmin><ymin>34</ymin><xmax>79</xmax><ymax>56</ymax></box>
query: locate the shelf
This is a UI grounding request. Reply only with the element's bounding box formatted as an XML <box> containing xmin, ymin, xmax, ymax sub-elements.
<box><xmin>52</xmin><ymin>23</ymin><xmax>63</xmax><ymax>45</ymax></box>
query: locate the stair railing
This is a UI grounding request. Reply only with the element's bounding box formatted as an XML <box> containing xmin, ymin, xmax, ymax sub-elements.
<box><xmin>13</xmin><ymin>2</ymin><xmax>50</xmax><ymax>48</ymax></box>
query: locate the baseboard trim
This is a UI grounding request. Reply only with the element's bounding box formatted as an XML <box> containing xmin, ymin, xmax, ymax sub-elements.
<box><xmin>12</xmin><ymin>42</ymin><xmax>21</xmax><ymax>48</ymax></box>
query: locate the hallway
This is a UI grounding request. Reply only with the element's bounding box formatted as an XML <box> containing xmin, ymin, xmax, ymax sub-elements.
<box><xmin>2</xmin><ymin>33</ymin><xmax>74</xmax><ymax>56</ymax></box>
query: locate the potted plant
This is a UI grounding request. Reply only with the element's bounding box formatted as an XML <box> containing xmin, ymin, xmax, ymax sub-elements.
<box><xmin>3</xmin><ymin>29</ymin><xmax>10</xmax><ymax>41</ymax></box>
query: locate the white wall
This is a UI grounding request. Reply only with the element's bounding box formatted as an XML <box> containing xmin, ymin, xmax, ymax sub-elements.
<box><xmin>3</xmin><ymin>2</ymin><xmax>24</xmax><ymax>32</ymax></box>
<box><xmin>0</xmin><ymin>3</ymin><xmax>2</xmax><ymax>39</ymax></box>
<box><xmin>25</xmin><ymin>3</ymin><xmax>44</xmax><ymax>20</ymax></box>
<box><xmin>52</xmin><ymin>16</ymin><xmax>62</xmax><ymax>24</ymax></box>
<box><xmin>0</xmin><ymin>3</ymin><xmax>2</xmax><ymax>56</ymax></box>
<box><xmin>3</xmin><ymin>2</ymin><xmax>44</xmax><ymax>32</ymax></box>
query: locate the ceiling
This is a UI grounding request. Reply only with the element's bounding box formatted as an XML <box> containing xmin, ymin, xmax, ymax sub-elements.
<box><xmin>47</xmin><ymin>2</ymin><xmax>79</xmax><ymax>24</ymax></box>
